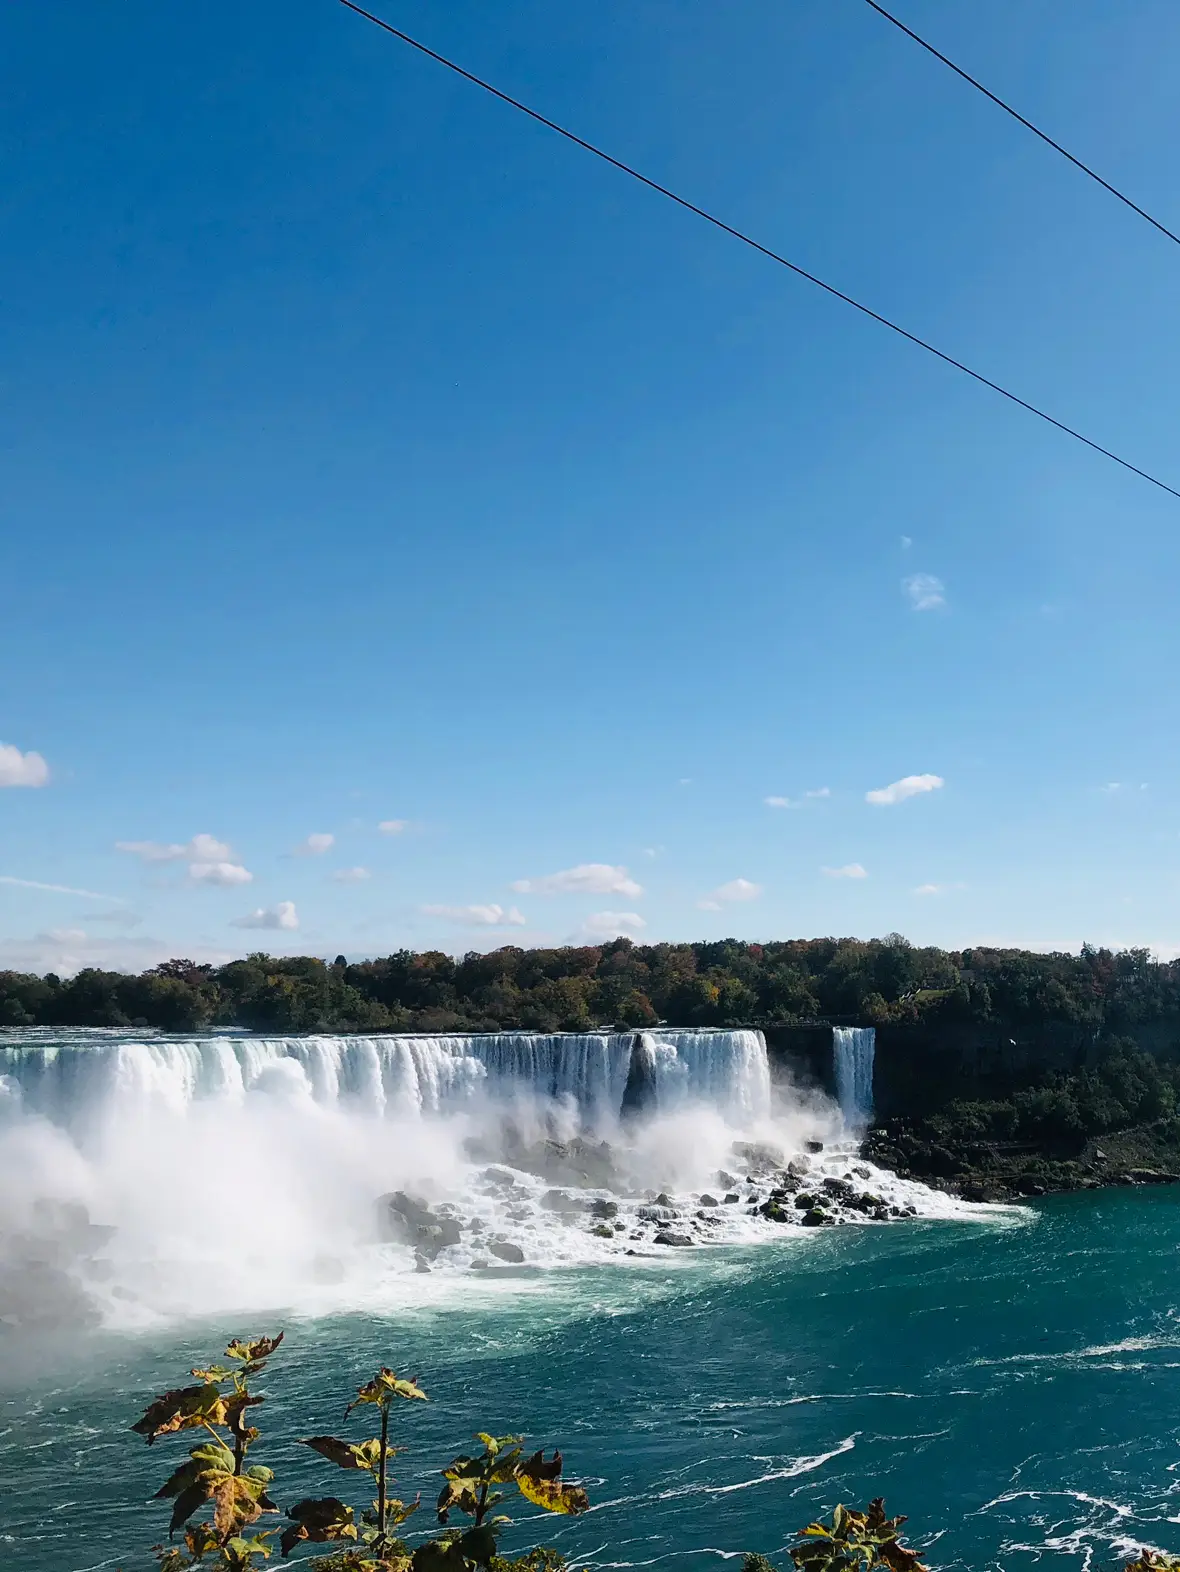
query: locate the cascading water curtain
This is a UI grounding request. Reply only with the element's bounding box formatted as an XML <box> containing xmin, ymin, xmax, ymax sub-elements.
<box><xmin>832</xmin><ymin>1027</ymin><xmax>875</xmax><ymax>1126</ymax></box>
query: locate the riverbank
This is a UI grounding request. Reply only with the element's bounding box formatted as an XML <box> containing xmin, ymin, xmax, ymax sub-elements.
<box><xmin>864</xmin><ymin>1116</ymin><xmax>1180</xmax><ymax>1201</ymax></box>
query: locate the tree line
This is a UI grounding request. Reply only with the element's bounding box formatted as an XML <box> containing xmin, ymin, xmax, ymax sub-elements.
<box><xmin>2</xmin><ymin>936</ymin><xmax>1179</xmax><ymax>1036</ymax></box>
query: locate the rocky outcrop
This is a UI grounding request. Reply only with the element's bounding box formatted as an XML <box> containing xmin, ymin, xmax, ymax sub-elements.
<box><xmin>376</xmin><ymin>1192</ymin><xmax>462</xmax><ymax>1259</ymax></box>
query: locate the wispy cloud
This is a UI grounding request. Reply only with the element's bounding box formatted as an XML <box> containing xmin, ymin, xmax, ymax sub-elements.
<box><xmin>117</xmin><ymin>833</ymin><xmax>232</xmax><ymax>864</ymax></box>
<box><xmin>378</xmin><ymin>819</ymin><xmax>408</xmax><ymax>836</ymax></box>
<box><xmin>806</xmin><ymin>786</ymin><xmax>831</xmax><ymax>799</ymax></box>
<box><xmin>232</xmin><ymin>901</ymin><xmax>298</xmax><ymax>930</ymax></box>
<box><xmin>900</xmin><ymin>535</ymin><xmax>912</xmax><ymax>550</ymax></box>
<box><xmin>697</xmin><ymin>877</ymin><xmax>762</xmax><ymax>911</ymax></box>
<box><xmin>822</xmin><ymin>863</ymin><xmax>867</xmax><ymax>879</ymax></box>
<box><xmin>422</xmin><ymin>903</ymin><xmax>527</xmax><ymax>928</ymax></box>
<box><xmin>0</xmin><ymin>874</ymin><xmax>123</xmax><ymax>901</ymax></box>
<box><xmin>913</xmin><ymin>881</ymin><xmax>966</xmax><ymax>896</ymax></box>
<box><xmin>764</xmin><ymin>795</ymin><xmax>794</xmax><ymax>809</ymax></box>
<box><xmin>512</xmin><ymin>863</ymin><xmax>643</xmax><ymax>898</ymax></box>
<box><xmin>295</xmin><ymin>833</ymin><xmax>335</xmax><ymax>856</ymax></box>
<box><xmin>0</xmin><ymin>744</ymin><xmax>50</xmax><ymax>788</ymax></box>
<box><xmin>579</xmin><ymin>910</ymin><xmax>647</xmax><ymax>940</ymax></box>
<box><xmin>866</xmin><ymin>773</ymin><xmax>944</xmax><ymax>806</ymax></box>
<box><xmin>331</xmin><ymin>866</ymin><xmax>371</xmax><ymax>883</ymax></box>
<box><xmin>902</xmin><ymin>573</ymin><xmax>945</xmax><ymax>611</ymax></box>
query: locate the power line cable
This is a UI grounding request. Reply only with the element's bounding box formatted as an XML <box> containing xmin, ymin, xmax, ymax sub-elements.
<box><xmin>338</xmin><ymin>0</ymin><xmax>1180</xmax><ymax>503</ymax></box>
<box><xmin>861</xmin><ymin>0</ymin><xmax>1180</xmax><ymax>250</ymax></box>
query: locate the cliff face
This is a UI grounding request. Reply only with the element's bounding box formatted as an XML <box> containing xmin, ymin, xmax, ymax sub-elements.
<box><xmin>765</xmin><ymin>1020</ymin><xmax>1180</xmax><ymax>1117</ymax></box>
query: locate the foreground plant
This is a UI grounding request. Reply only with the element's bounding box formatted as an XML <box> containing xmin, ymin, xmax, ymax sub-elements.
<box><xmin>134</xmin><ymin>1334</ymin><xmax>588</xmax><ymax>1572</ymax></box>
<box><xmin>134</xmin><ymin>1332</ymin><xmax>285</xmax><ymax>1570</ymax></box>
<box><xmin>787</xmin><ymin>1501</ymin><xmax>927</xmax><ymax>1572</ymax></box>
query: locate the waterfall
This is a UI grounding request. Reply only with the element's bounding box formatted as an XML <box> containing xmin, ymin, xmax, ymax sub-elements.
<box><xmin>833</xmin><ymin>1026</ymin><xmax>875</xmax><ymax>1126</ymax></box>
<box><xmin>0</xmin><ymin>1027</ymin><xmax>771</xmax><ymax>1137</ymax></box>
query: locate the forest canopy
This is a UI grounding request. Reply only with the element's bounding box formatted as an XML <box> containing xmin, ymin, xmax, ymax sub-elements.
<box><xmin>1</xmin><ymin>937</ymin><xmax>1177</xmax><ymax>1036</ymax></box>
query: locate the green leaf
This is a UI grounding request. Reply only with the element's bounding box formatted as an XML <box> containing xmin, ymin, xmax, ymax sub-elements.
<box><xmin>169</xmin><ymin>1482</ymin><xmax>211</xmax><ymax>1537</ymax></box>
<box><xmin>411</xmin><ymin>1538</ymin><xmax>468</xmax><ymax>1572</ymax></box>
<box><xmin>281</xmin><ymin>1497</ymin><xmax>357</xmax><ymax>1558</ymax></box>
<box><xmin>514</xmin><ymin>1472</ymin><xmax>589</xmax><ymax>1517</ymax></box>
<box><xmin>226</xmin><ymin>1333</ymin><xmax>285</xmax><ymax>1364</ymax></box>
<box><xmin>514</xmin><ymin>1449</ymin><xmax>589</xmax><ymax>1516</ymax></box>
<box><xmin>133</xmin><ymin>1382</ymin><xmax>228</xmax><ymax>1443</ymax></box>
<box><xmin>344</xmin><ymin>1368</ymin><xmax>429</xmax><ymax>1417</ymax></box>
<box><xmin>459</xmin><ymin>1523</ymin><xmax>500</xmax><ymax>1567</ymax></box>
<box><xmin>302</xmin><ymin>1435</ymin><xmax>372</xmax><ymax>1470</ymax></box>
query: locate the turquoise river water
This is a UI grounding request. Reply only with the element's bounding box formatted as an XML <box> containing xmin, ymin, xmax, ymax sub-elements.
<box><xmin>5</xmin><ymin>1188</ymin><xmax>1180</xmax><ymax>1572</ymax></box>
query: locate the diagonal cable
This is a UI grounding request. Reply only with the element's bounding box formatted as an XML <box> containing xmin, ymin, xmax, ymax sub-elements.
<box><xmin>337</xmin><ymin>0</ymin><xmax>1180</xmax><ymax>502</ymax></box>
<box><xmin>862</xmin><ymin>0</ymin><xmax>1180</xmax><ymax>249</ymax></box>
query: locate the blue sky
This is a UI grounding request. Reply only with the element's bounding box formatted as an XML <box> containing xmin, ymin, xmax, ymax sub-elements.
<box><xmin>4</xmin><ymin>0</ymin><xmax>1180</xmax><ymax>972</ymax></box>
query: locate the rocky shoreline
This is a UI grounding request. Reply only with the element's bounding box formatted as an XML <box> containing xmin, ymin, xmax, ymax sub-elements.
<box><xmin>864</xmin><ymin>1118</ymin><xmax>1180</xmax><ymax>1202</ymax></box>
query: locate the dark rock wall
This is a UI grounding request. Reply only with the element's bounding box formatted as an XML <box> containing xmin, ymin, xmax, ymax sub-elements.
<box><xmin>763</xmin><ymin>1020</ymin><xmax>1180</xmax><ymax>1118</ymax></box>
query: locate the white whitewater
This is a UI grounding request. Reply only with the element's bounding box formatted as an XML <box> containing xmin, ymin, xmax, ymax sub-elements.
<box><xmin>0</xmin><ymin>1026</ymin><xmax>986</xmax><ymax>1330</ymax></box>
<box><xmin>833</xmin><ymin>1026</ymin><xmax>875</xmax><ymax>1126</ymax></box>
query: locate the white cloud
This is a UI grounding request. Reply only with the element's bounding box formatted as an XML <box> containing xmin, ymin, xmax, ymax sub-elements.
<box><xmin>806</xmin><ymin>786</ymin><xmax>831</xmax><ymax>799</ymax></box>
<box><xmin>117</xmin><ymin>833</ymin><xmax>233</xmax><ymax>864</ymax></box>
<box><xmin>0</xmin><ymin>874</ymin><xmax>123</xmax><ymax>901</ymax></box>
<box><xmin>422</xmin><ymin>903</ymin><xmax>527</xmax><ymax>928</ymax></box>
<box><xmin>512</xmin><ymin>863</ymin><xmax>643</xmax><ymax>898</ymax></box>
<box><xmin>117</xmin><ymin>833</ymin><xmax>252</xmax><ymax>885</ymax></box>
<box><xmin>902</xmin><ymin>572</ymin><xmax>945</xmax><ymax>611</ymax></box>
<box><xmin>823</xmin><ymin>863</ymin><xmax>867</xmax><ymax>879</ymax></box>
<box><xmin>378</xmin><ymin>819</ymin><xmax>408</xmax><ymax>836</ymax></box>
<box><xmin>900</xmin><ymin>535</ymin><xmax>912</xmax><ymax>550</ymax></box>
<box><xmin>697</xmin><ymin>877</ymin><xmax>762</xmax><ymax>910</ymax></box>
<box><xmin>190</xmin><ymin>861</ymin><xmax>254</xmax><ymax>887</ymax></box>
<box><xmin>764</xmin><ymin>795</ymin><xmax>793</xmax><ymax>808</ymax></box>
<box><xmin>332</xmin><ymin>866</ymin><xmax>371</xmax><ymax>883</ymax></box>
<box><xmin>579</xmin><ymin>910</ymin><xmax>647</xmax><ymax>940</ymax></box>
<box><xmin>232</xmin><ymin>901</ymin><xmax>299</xmax><ymax>930</ymax></box>
<box><xmin>0</xmin><ymin>744</ymin><xmax>50</xmax><ymax>787</ymax></box>
<box><xmin>1101</xmin><ymin>782</ymin><xmax>1121</xmax><ymax>795</ymax></box>
<box><xmin>295</xmin><ymin>833</ymin><xmax>335</xmax><ymax>856</ymax></box>
<box><xmin>913</xmin><ymin>881</ymin><xmax>966</xmax><ymax>896</ymax></box>
<box><xmin>866</xmin><ymin>773</ymin><xmax>944</xmax><ymax>806</ymax></box>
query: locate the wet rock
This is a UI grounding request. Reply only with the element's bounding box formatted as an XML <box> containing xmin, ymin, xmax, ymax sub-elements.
<box><xmin>638</xmin><ymin>1204</ymin><xmax>677</xmax><ymax>1222</ymax></box>
<box><xmin>695</xmin><ymin>1210</ymin><xmax>722</xmax><ymax>1225</ymax></box>
<box><xmin>488</xmin><ymin>1240</ymin><xmax>525</xmax><ymax>1264</ymax></box>
<box><xmin>801</xmin><ymin>1208</ymin><xmax>831</xmax><ymax>1226</ymax></box>
<box><xmin>590</xmin><ymin>1198</ymin><xmax>619</xmax><ymax>1218</ymax></box>
<box><xmin>724</xmin><ymin>1193</ymin><xmax>741</xmax><ymax>1204</ymax></box>
<box><xmin>655</xmin><ymin>1192</ymin><xmax>673</xmax><ymax>1207</ymax></box>
<box><xmin>591</xmin><ymin>1223</ymin><xmax>614</xmax><ymax>1239</ymax></box>
<box><xmin>732</xmin><ymin>1141</ymin><xmax>784</xmax><ymax>1175</ymax></box>
<box><xmin>482</xmin><ymin>1168</ymin><xmax>516</xmax><ymax>1187</ymax></box>
<box><xmin>716</xmin><ymin>1170</ymin><xmax>739</xmax><ymax>1189</ymax></box>
<box><xmin>376</xmin><ymin>1192</ymin><xmax>461</xmax><ymax>1257</ymax></box>
<box><xmin>541</xmin><ymin>1190</ymin><xmax>584</xmax><ymax>1214</ymax></box>
<box><xmin>822</xmin><ymin>1177</ymin><xmax>854</xmax><ymax>1200</ymax></box>
<box><xmin>621</xmin><ymin>1033</ymin><xmax>659</xmax><ymax>1123</ymax></box>
<box><xmin>653</xmin><ymin>1231</ymin><xmax>694</xmax><ymax>1247</ymax></box>
<box><xmin>698</xmin><ymin>1194</ymin><xmax>719</xmax><ymax>1207</ymax></box>
<box><xmin>853</xmin><ymin>1166</ymin><xmax>871</xmax><ymax>1180</ymax></box>
<box><xmin>787</xmin><ymin>1157</ymin><xmax>812</xmax><ymax>1177</ymax></box>
<box><xmin>414</xmin><ymin>1252</ymin><xmax>431</xmax><ymax>1273</ymax></box>
<box><xmin>758</xmin><ymin>1200</ymin><xmax>790</xmax><ymax>1223</ymax></box>
<box><xmin>1128</xmin><ymin>1168</ymin><xmax>1179</xmax><ymax>1184</ymax></box>
<box><xmin>804</xmin><ymin>1139</ymin><xmax>825</xmax><ymax>1154</ymax></box>
<box><xmin>471</xmin><ymin>1258</ymin><xmax>490</xmax><ymax>1270</ymax></box>
<box><xmin>793</xmin><ymin>1192</ymin><xmax>817</xmax><ymax>1209</ymax></box>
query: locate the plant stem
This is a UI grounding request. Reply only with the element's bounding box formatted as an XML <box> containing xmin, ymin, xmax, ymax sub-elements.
<box><xmin>377</xmin><ymin>1401</ymin><xmax>390</xmax><ymax>1547</ymax></box>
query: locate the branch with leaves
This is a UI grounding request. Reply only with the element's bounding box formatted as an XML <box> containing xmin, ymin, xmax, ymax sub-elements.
<box><xmin>134</xmin><ymin>1335</ymin><xmax>588</xmax><ymax>1572</ymax></box>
